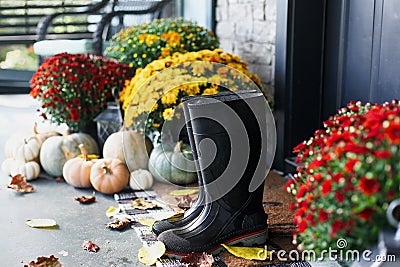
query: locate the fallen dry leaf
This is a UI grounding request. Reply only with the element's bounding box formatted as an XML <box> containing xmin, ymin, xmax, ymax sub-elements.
<box><xmin>106</xmin><ymin>218</ymin><xmax>131</xmax><ymax>231</ymax></box>
<box><xmin>138</xmin><ymin>241</ymin><xmax>165</xmax><ymax>266</ymax></box>
<box><xmin>26</xmin><ymin>219</ymin><xmax>57</xmax><ymax>228</ymax></box>
<box><xmin>8</xmin><ymin>174</ymin><xmax>34</xmax><ymax>193</ymax></box>
<box><xmin>57</xmin><ymin>250</ymin><xmax>68</xmax><ymax>257</ymax></box>
<box><xmin>169</xmin><ymin>188</ymin><xmax>199</xmax><ymax>196</ymax></box>
<box><xmin>82</xmin><ymin>240</ymin><xmax>99</xmax><ymax>252</ymax></box>
<box><xmin>105</xmin><ymin>206</ymin><xmax>121</xmax><ymax>218</ymax></box>
<box><xmin>175</xmin><ymin>195</ymin><xmax>195</xmax><ymax>210</ymax></box>
<box><xmin>24</xmin><ymin>255</ymin><xmax>62</xmax><ymax>267</ymax></box>
<box><xmin>74</xmin><ymin>195</ymin><xmax>96</xmax><ymax>204</ymax></box>
<box><xmin>138</xmin><ymin>217</ymin><xmax>157</xmax><ymax>227</ymax></box>
<box><xmin>130</xmin><ymin>199</ymin><xmax>160</xmax><ymax>210</ymax></box>
<box><xmin>180</xmin><ymin>252</ymin><xmax>214</xmax><ymax>267</ymax></box>
<box><xmin>55</xmin><ymin>177</ymin><xmax>65</xmax><ymax>183</ymax></box>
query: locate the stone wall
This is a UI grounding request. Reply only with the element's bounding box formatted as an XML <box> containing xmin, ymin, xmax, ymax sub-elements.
<box><xmin>215</xmin><ymin>0</ymin><xmax>276</xmax><ymax>99</ymax></box>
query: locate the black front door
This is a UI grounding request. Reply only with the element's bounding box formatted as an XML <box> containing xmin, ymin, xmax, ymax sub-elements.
<box><xmin>275</xmin><ymin>0</ymin><xmax>400</xmax><ymax>171</ymax></box>
<box><xmin>324</xmin><ymin>0</ymin><xmax>400</xmax><ymax>118</ymax></box>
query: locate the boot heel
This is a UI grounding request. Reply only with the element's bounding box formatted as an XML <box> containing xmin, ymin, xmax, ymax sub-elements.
<box><xmin>226</xmin><ymin>228</ymin><xmax>268</xmax><ymax>247</ymax></box>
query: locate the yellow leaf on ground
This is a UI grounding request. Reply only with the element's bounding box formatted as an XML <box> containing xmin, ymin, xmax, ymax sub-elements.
<box><xmin>58</xmin><ymin>250</ymin><xmax>69</xmax><ymax>257</ymax></box>
<box><xmin>169</xmin><ymin>189</ymin><xmax>199</xmax><ymax>196</ymax></box>
<box><xmin>106</xmin><ymin>206</ymin><xmax>121</xmax><ymax>218</ymax></box>
<box><xmin>221</xmin><ymin>244</ymin><xmax>270</xmax><ymax>260</ymax></box>
<box><xmin>166</xmin><ymin>211</ymin><xmax>184</xmax><ymax>222</ymax></box>
<box><xmin>138</xmin><ymin>217</ymin><xmax>157</xmax><ymax>227</ymax></box>
<box><xmin>26</xmin><ymin>219</ymin><xmax>57</xmax><ymax>228</ymax></box>
<box><xmin>138</xmin><ymin>241</ymin><xmax>166</xmax><ymax>266</ymax></box>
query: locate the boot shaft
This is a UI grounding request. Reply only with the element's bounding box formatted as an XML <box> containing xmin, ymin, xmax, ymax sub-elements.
<box><xmin>187</xmin><ymin>92</ymin><xmax>269</xmax><ymax>209</ymax></box>
<box><xmin>181</xmin><ymin>90</ymin><xmax>259</xmax><ymax>188</ymax></box>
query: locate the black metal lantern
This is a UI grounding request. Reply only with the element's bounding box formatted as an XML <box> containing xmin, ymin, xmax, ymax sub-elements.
<box><xmin>94</xmin><ymin>102</ymin><xmax>123</xmax><ymax>149</ymax></box>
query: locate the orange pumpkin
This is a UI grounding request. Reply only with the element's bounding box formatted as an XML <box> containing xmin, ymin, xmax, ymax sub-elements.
<box><xmin>62</xmin><ymin>144</ymin><xmax>97</xmax><ymax>188</ymax></box>
<box><xmin>89</xmin><ymin>158</ymin><xmax>129</xmax><ymax>194</ymax></box>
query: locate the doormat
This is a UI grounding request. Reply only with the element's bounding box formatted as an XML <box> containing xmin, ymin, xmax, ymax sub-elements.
<box><xmin>113</xmin><ymin>171</ymin><xmax>311</xmax><ymax>267</ymax></box>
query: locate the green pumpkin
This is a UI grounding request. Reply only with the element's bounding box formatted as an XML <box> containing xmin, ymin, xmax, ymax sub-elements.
<box><xmin>40</xmin><ymin>132</ymin><xmax>99</xmax><ymax>177</ymax></box>
<box><xmin>148</xmin><ymin>141</ymin><xmax>197</xmax><ymax>185</ymax></box>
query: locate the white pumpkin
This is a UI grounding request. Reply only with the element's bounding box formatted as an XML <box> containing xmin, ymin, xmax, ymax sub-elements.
<box><xmin>1</xmin><ymin>158</ymin><xmax>22</xmax><ymax>175</ymax></box>
<box><xmin>1</xmin><ymin>158</ymin><xmax>40</xmax><ymax>181</ymax></box>
<box><xmin>103</xmin><ymin>130</ymin><xmax>149</xmax><ymax>171</ymax></box>
<box><xmin>4</xmin><ymin>132</ymin><xmax>30</xmax><ymax>158</ymax></box>
<box><xmin>129</xmin><ymin>169</ymin><xmax>153</xmax><ymax>190</ymax></box>
<box><xmin>12</xmin><ymin>137</ymin><xmax>41</xmax><ymax>163</ymax></box>
<box><xmin>16</xmin><ymin>161</ymin><xmax>41</xmax><ymax>181</ymax></box>
<box><xmin>4</xmin><ymin>122</ymin><xmax>61</xmax><ymax>159</ymax></box>
<box><xmin>40</xmin><ymin>133</ymin><xmax>99</xmax><ymax>177</ymax></box>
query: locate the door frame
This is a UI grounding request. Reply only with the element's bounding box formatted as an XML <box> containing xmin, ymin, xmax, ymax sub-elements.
<box><xmin>275</xmin><ymin>0</ymin><xmax>327</xmax><ymax>171</ymax></box>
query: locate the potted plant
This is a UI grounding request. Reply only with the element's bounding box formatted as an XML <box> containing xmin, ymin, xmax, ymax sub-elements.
<box><xmin>104</xmin><ymin>17</ymin><xmax>219</xmax><ymax>69</ymax></box>
<box><xmin>30</xmin><ymin>53</ymin><xmax>132</xmax><ymax>133</ymax></box>
<box><xmin>118</xmin><ymin>48</ymin><xmax>268</xmax><ymax>138</ymax></box>
<box><xmin>286</xmin><ymin>100</ymin><xmax>400</xmax><ymax>258</ymax></box>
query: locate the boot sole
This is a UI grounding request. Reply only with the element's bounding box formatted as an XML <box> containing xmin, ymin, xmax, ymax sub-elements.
<box><xmin>165</xmin><ymin>227</ymin><xmax>268</xmax><ymax>258</ymax></box>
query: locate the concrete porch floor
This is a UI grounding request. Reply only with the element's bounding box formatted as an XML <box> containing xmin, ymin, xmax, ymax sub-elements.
<box><xmin>0</xmin><ymin>94</ymin><xmax>142</xmax><ymax>266</ymax></box>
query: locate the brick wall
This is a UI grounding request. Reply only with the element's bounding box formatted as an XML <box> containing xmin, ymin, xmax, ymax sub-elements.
<box><xmin>215</xmin><ymin>0</ymin><xmax>276</xmax><ymax>99</ymax></box>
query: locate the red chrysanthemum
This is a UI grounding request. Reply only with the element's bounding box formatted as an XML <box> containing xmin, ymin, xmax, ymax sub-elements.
<box><xmin>289</xmin><ymin>100</ymin><xmax>400</xmax><ymax>256</ymax></box>
<box><xmin>335</xmin><ymin>191</ymin><xmax>345</xmax><ymax>203</ymax></box>
<box><xmin>359</xmin><ymin>208</ymin><xmax>374</xmax><ymax>221</ymax></box>
<box><xmin>29</xmin><ymin>53</ymin><xmax>133</xmax><ymax>131</ymax></box>
<box><xmin>330</xmin><ymin>220</ymin><xmax>345</xmax><ymax>238</ymax></box>
<box><xmin>298</xmin><ymin>220</ymin><xmax>308</xmax><ymax>233</ymax></box>
<box><xmin>318</xmin><ymin>209</ymin><xmax>329</xmax><ymax>222</ymax></box>
<box><xmin>385</xmin><ymin>121</ymin><xmax>400</xmax><ymax>144</ymax></box>
<box><xmin>321</xmin><ymin>180</ymin><xmax>332</xmax><ymax>195</ymax></box>
<box><xmin>345</xmin><ymin>159</ymin><xmax>360</xmax><ymax>173</ymax></box>
<box><xmin>359</xmin><ymin>177</ymin><xmax>380</xmax><ymax>196</ymax></box>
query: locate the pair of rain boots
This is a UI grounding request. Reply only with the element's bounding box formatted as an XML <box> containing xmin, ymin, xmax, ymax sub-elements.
<box><xmin>152</xmin><ymin>90</ymin><xmax>270</xmax><ymax>257</ymax></box>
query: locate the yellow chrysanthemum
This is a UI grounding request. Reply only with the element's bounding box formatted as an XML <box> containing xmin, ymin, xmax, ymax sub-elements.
<box><xmin>180</xmin><ymin>84</ymin><xmax>201</xmax><ymax>96</ymax></box>
<box><xmin>202</xmin><ymin>87</ymin><xmax>218</xmax><ymax>96</ymax></box>
<box><xmin>161</xmin><ymin>47</ymin><xmax>172</xmax><ymax>57</ymax></box>
<box><xmin>118</xmin><ymin>48</ymin><xmax>268</xmax><ymax>132</ymax></box>
<box><xmin>161</xmin><ymin>90</ymin><xmax>179</xmax><ymax>105</ymax></box>
<box><xmin>143</xmin><ymin>98</ymin><xmax>157</xmax><ymax>113</ymax></box>
<box><xmin>145</xmin><ymin>34</ymin><xmax>159</xmax><ymax>46</ymax></box>
<box><xmin>161</xmin><ymin>30</ymin><xmax>182</xmax><ymax>47</ymax></box>
<box><xmin>191</xmin><ymin>61</ymin><xmax>206</xmax><ymax>76</ymax></box>
<box><xmin>162</xmin><ymin>108</ymin><xmax>175</xmax><ymax>121</ymax></box>
<box><xmin>151</xmin><ymin>103</ymin><xmax>158</xmax><ymax>112</ymax></box>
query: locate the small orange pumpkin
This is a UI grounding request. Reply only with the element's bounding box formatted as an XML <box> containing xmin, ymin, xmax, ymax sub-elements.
<box><xmin>62</xmin><ymin>144</ymin><xmax>97</xmax><ymax>188</ymax></box>
<box><xmin>89</xmin><ymin>158</ymin><xmax>129</xmax><ymax>194</ymax></box>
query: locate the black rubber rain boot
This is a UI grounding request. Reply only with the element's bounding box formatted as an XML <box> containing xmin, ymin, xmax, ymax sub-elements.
<box><xmin>158</xmin><ymin>92</ymin><xmax>270</xmax><ymax>256</ymax></box>
<box><xmin>152</xmin><ymin>96</ymin><xmax>205</xmax><ymax>235</ymax></box>
<box><xmin>152</xmin><ymin>90</ymin><xmax>258</xmax><ymax>235</ymax></box>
